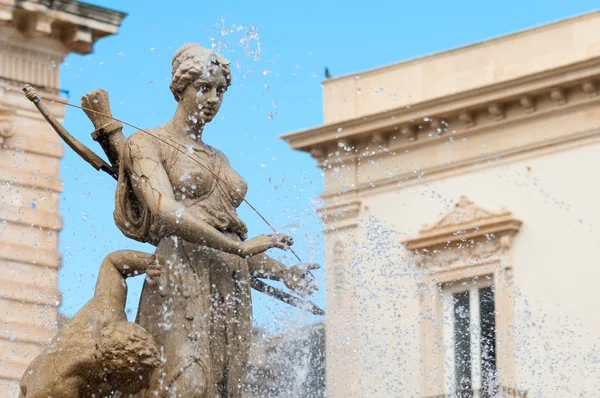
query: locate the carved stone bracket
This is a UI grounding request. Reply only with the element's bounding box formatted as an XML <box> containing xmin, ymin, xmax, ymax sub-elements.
<box><xmin>488</xmin><ymin>103</ymin><xmax>505</xmax><ymax>121</ymax></box>
<box><xmin>0</xmin><ymin>110</ymin><xmax>17</xmax><ymax>145</ymax></box>
<box><xmin>458</xmin><ymin>111</ymin><xmax>475</xmax><ymax>127</ymax></box>
<box><xmin>550</xmin><ymin>88</ymin><xmax>567</xmax><ymax>105</ymax></box>
<box><xmin>582</xmin><ymin>80</ymin><xmax>598</xmax><ymax>98</ymax></box>
<box><xmin>400</xmin><ymin>124</ymin><xmax>418</xmax><ymax>141</ymax></box>
<box><xmin>519</xmin><ymin>95</ymin><xmax>536</xmax><ymax>113</ymax></box>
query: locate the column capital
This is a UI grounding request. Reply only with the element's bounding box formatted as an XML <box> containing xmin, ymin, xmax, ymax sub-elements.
<box><xmin>317</xmin><ymin>199</ymin><xmax>362</xmax><ymax>233</ymax></box>
<box><xmin>0</xmin><ymin>0</ymin><xmax>126</xmax><ymax>55</ymax></box>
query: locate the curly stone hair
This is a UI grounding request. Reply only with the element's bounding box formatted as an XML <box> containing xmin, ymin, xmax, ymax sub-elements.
<box><xmin>95</xmin><ymin>321</ymin><xmax>161</xmax><ymax>394</ymax></box>
<box><xmin>169</xmin><ymin>42</ymin><xmax>232</xmax><ymax>102</ymax></box>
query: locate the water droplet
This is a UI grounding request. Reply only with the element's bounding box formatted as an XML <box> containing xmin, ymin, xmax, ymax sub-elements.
<box><xmin>175</xmin><ymin>204</ymin><xmax>183</xmax><ymax>222</ymax></box>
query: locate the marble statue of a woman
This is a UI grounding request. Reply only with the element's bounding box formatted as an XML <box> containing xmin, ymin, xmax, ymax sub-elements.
<box><xmin>111</xmin><ymin>43</ymin><xmax>319</xmax><ymax>398</ymax></box>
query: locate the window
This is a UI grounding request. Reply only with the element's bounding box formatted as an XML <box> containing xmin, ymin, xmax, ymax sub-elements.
<box><xmin>403</xmin><ymin>196</ymin><xmax>521</xmax><ymax>397</ymax></box>
<box><xmin>443</xmin><ymin>283</ymin><xmax>497</xmax><ymax>398</ymax></box>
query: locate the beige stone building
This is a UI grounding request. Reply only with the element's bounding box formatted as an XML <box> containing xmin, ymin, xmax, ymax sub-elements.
<box><xmin>283</xmin><ymin>11</ymin><xmax>600</xmax><ymax>398</ymax></box>
<box><xmin>0</xmin><ymin>1</ymin><xmax>124</xmax><ymax>395</ymax></box>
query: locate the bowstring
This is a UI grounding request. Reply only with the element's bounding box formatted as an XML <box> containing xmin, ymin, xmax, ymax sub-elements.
<box><xmin>39</xmin><ymin>95</ymin><xmax>306</xmax><ymax>265</ymax></box>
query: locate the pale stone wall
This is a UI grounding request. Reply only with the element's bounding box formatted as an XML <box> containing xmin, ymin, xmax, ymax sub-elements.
<box><xmin>356</xmin><ymin>142</ymin><xmax>600</xmax><ymax>396</ymax></box>
<box><xmin>0</xmin><ymin>2</ymin><xmax>124</xmax><ymax>395</ymax></box>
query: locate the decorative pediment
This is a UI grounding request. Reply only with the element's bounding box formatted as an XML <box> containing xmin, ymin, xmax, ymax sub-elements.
<box><xmin>404</xmin><ymin>196</ymin><xmax>521</xmax><ymax>251</ymax></box>
<box><xmin>421</xmin><ymin>196</ymin><xmax>501</xmax><ymax>232</ymax></box>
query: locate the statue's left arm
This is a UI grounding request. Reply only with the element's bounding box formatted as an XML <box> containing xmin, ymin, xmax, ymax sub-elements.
<box><xmin>94</xmin><ymin>250</ymin><xmax>161</xmax><ymax>305</ymax></box>
<box><xmin>247</xmin><ymin>254</ymin><xmax>320</xmax><ymax>295</ymax></box>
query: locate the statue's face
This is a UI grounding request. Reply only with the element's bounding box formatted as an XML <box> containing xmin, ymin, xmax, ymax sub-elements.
<box><xmin>181</xmin><ymin>66</ymin><xmax>228</xmax><ymax>125</ymax></box>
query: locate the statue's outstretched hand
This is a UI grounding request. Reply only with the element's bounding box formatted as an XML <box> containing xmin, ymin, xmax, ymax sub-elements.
<box><xmin>239</xmin><ymin>233</ymin><xmax>294</xmax><ymax>257</ymax></box>
<box><xmin>283</xmin><ymin>263</ymin><xmax>320</xmax><ymax>296</ymax></box>
<box><xmin>144</xmin><ymin>255</ymin><xmax>162</xmax><ymax>286</ymax></box>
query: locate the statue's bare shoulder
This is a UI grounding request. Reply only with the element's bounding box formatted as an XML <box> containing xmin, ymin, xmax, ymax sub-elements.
<box><xmin>211</xmin><ymin>146</ymin><xmax>231</xmax><ymax>164</ymax></box>
<box><xmin>126</xmin><ymin>129</ymin><xmax>163</xmax><ymax>162</ymax></box>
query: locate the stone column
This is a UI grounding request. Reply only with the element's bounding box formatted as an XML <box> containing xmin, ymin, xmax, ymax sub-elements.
<box><xmin>0</xmin><ymin>1</ymin><xmax>125</xmax><ymax>395</ymax></box>
<box><xmin>312</xmin><ymin>140</ymin><xmax>362</xmax><ymax>398</ymax></box>
<box><xmin>321</xmin><ymin>219</ymin><xmax>362</xmax><ymax>398</ymax></box>
<box><xmin>493</xmin><ymin>235</ymin><xmax>518</xmax><ymax>390</ymax></box>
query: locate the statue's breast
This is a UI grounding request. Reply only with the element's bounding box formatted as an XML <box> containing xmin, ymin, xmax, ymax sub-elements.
<box><xmin>163</xmin><ymin>144</ymin><xmax>249</xmax><ymax>208</ymax></box>
<box><xmin>223</xmin><ymin>168</ymin><xmax>248</xmax><ymax>207</ymax></box>
<box><xmin>167</xmin><ymin>154</ymin><xmax>216</xmax><ymax>202</ymax></box>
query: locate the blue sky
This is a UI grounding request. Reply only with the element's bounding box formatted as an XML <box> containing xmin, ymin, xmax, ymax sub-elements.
<box><xmin>58</xmin><ymin>0</ymin><xmax>598</xmax><ymax>331</ymax></box>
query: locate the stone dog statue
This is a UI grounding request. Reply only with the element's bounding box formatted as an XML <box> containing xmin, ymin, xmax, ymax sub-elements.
<box><xmin>19</xmin><ymin>250</ymin><xmax>162</xmax><ymax>398</ymax></box>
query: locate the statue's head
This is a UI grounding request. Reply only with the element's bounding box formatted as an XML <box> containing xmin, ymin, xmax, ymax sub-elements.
<box><xmin>170</xmin><ymin>42</ymin><xmax>232</xmax><ymax>124</ymax></box>
<box><xmin>95</xmin><ymin>321</ymin><xmax>161</xmax><ymax>394</ymax></box>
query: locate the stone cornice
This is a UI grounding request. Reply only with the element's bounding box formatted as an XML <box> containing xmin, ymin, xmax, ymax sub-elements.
<box><xmin>39</xmin><ymin>0</ymin><xmax>127</xmax><ymax>26</ymax></box>
<box><xmin>282</xmin><ymin>56</ymin><xmax>600</xmax><ymax>154</ymax></box>
<box><xmin>0</xmin><ymin>0</ymin><xmax>126</xmax><ymax>55</ymax></box>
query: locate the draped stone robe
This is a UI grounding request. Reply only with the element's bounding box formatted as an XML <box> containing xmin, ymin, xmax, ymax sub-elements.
<box><xmin>113</xmin><ymin>132</ymin><xmax>251</xmax><ymax>398</ymax></box>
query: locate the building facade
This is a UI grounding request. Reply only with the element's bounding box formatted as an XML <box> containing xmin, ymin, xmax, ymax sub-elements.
<box><xmin>0</xmin><ymin>1</ymin><xmax>124</xmax><ymax>395</ymax></box>
<box><xmin>283</xmin><ymin>11</ymin><xmax>600</xmax><ymax>397</ymax></box>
